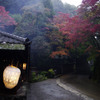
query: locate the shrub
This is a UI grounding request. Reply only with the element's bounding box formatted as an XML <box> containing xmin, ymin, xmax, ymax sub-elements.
<box><xmin>48</xmin><ymin>69</ymin><xmax>55</xmax><ymax>78</ymax></box>
<box><xmin>31</xmin><ymin>72</ymin><xmax>47</xmax><ymax>82</ymax></box>
<box><xmin>40</xmin><ymin>71</ymin><xmax>48</xmax><ymax>76</ymax></box>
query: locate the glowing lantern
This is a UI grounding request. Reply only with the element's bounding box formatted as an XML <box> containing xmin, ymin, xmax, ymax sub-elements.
<box><xmin>3</xmin><ymin>65</ymin><xmax>21</xmax><ymax>89</ymax></box>
<box><xmin>23</xmin><ymin>63</ymin><xmax>27</xmax><ymax>70</ymax></box>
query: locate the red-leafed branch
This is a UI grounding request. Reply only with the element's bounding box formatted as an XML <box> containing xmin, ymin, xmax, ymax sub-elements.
<box><xmin>0</xmin><ymin>6</ymin><xmax>17</xmax><ymax>29</ymax></box>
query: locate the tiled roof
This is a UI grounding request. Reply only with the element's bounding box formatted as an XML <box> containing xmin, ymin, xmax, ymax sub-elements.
<box><xmin>0</xmin><ymin>31</ymin><xmax>29</xmax><ymax>44</ymax></box>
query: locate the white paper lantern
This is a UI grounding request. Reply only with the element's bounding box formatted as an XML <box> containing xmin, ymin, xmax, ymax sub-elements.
<box><xmin>3</xmin><ymin>66</ymin><xmax>21</xmax><ymax>89</ymax></box>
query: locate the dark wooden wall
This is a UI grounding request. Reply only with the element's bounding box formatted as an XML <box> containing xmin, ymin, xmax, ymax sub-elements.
<box><xmin>0</xmin><ymin>49</ymin><xmax>28</xmax><ymax>94</ymax></box>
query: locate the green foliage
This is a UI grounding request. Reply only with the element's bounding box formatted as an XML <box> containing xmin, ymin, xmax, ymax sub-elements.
<box><xmin>42</xmin><ymin>0</ymin><xmax>54</xmax><ymax>18</ymax></box>
<box><xmin>48</xmin><ymin>68</ymin><xmax>55</xmax><ymax>78</ymax></box>
<box><xmin>14</xmin><ymin>9</ymin><xmax>50</xmax><ymax>38</ymax></box>
<box><xmin>40</xmin><ymin>71</ymin><xmax>48</xmax><ymax>76</ymax></box>
<box><xmin>22</xmin><ymin>3</ymin><xmax>45</xmax><ymax>12</ymax></box>
<box><xmin>31</xmin><ymin>72</ymin><xmax>48</xmax><ymax>82</ymax></box>
<box><xmin>32</xmin><ymin>72</ymin><xmax>36</xmax><ymax>78</ymax></box>
<box><xmin>13</xmin><ymin>1</ymin><xmax>54</xmax><ymax>69</ymax></box>
<box><xmin>14</xmin><ymin>12</ymin><xmax>35</xmax><ymax>38</ymax></box>
<box><xmin>31</xmin><ymin>69</ymin><xmax>56</xmax><ymax>82</ymax></box>
<box><xmin>10</xmin><ymin>14</ymin><xmax>22</xmax><ymax>23</ymax></box>
<box><xmin>51</xmin><ymin>0</ymin><xmax>77</xmax><ymax>16</ymax></box>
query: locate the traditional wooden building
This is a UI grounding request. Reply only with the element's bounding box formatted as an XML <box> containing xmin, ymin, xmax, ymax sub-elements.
<box><xmin>0</xmin><ymin>31</ymin><xmax>31</xmax><ymax>99</ymax></box>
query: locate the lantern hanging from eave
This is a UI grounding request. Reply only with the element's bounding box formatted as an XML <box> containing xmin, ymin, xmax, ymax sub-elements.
<box><xmin>3</xmin><ymin>65</ymin><xmax>21</xmax><ymax>89</ymax></box>
<box><xmin>23</xmin><ymin>63</ymin><xmax>27</xmax><ymax>70</ymax></box>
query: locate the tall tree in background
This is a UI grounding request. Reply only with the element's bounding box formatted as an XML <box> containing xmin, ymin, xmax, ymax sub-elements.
<box><xmin>13</xmin><ymin>0</ymin><xmax>55</xmax><ymax>68</ymax></box>
<box><xmin>42</xmin><ymin>0</ymin><xmax>54</xmax><ymax>18</ymax></box>
<box><xmin>51</xmin><ymin>0</ymin><xmax>77</xmax><ymax>16</ymax></box>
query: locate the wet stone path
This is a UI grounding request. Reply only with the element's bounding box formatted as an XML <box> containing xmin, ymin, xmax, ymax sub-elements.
<box><xmin>27</xmin><ymin>79</ymin><xmax>84</xmax><ymax>100</ymax></box>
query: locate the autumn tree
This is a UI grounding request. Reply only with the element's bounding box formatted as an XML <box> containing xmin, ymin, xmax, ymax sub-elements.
<box><xmin>78</xmin><ymin>0</ymin><xmax>100</xmax><ymax>81</ymax></box>
<box><xmin>78</xmin><ymin>0</ymin><xmax>100</xmax><ymax>45</ymax></box>
<box><xmin>53</xmin><ymin>13</ymin><xmax>96</xmax><ymax>53</ymax></box>
<box><xmin>0</xmin><ymin>6</ymin><xmax>16</xmax><ymax>29</ymax></box>
<box><xmin>52</xmin><ymin>0</ymin><xmax>100</xmax><ymax>78</ymax></box>
<box><xmin>78</xmin><ymin>0</ymin><xmax>100</xmax><ymax>21</ymax></box>
<box><xmin>51</xmin><ymin>11</ymin><xmax>100</xmax><ymax>74</ymax></box>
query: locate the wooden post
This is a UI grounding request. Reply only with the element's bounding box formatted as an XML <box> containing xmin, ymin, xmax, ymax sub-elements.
<box><xmin>25</xmin><ymin>42</ymin><xmax>31</xmax><ymax>82</ymax></box>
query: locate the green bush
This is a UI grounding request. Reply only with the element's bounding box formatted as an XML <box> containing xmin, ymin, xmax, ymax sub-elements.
<box><xmin>31</xmin><ymin>72</ymin><xmax>47</xmax><ymax>82</ymax></box>
<box><xmin>32</xmin><ymin>72</ymin><xmax>36</xmax><ymax>78</ymax></box>
<box><xmin>48</xmin><ymin>69</ymin><xmax>55</xmax><ymax>78</ymax></box>
<box><xmin>31</xmin><ymin>69</ymin><xmax>56</xmax><ymax>82</ymax></box>
<box><xmin>40</xmin><ymin>71</ymin><xmax>48</xmax><ymax>76</ymax></box>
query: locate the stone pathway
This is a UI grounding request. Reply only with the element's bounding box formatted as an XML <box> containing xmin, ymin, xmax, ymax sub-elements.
<box><xmin>27</xmin><ymin>79</ymin><xmax>84</xmax><ymax>100</ymax></box>
<box><xmin>57</xmin><ymin>78</ymin><xmax>93</xmax><ymax>100</ymax></box>
<box><xmin>59</xmin><ymin>75</ymin><xmax>100</xmax><ymax>100</ymax></box>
